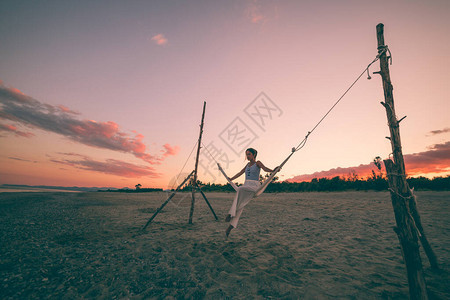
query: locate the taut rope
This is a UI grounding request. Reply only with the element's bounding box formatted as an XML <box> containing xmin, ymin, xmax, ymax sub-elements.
<box><xmin>204</xmin><ymin>47</ymin><xmax>390</xmax><ymax>192</ymax></box>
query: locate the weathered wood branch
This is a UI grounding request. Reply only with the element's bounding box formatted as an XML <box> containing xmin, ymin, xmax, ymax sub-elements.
<box><xmin>377</xmin><ymin>23</ymin><xmax>429</xmax><ymax>300</ymax></box>
<box><xmin>189</xmin><ymin>101</ymin><xmax>210</xmax><ymax>224</ymax></box>
<box><xmin>142</xmin><ymin>170</ymin><xmax>194</xmax><ymax>230</ymax></box>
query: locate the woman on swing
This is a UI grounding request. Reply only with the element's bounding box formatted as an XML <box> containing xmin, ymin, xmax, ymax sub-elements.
<box><xmin>225</xmin><ymin>148</ymin><xmax>278</xmax><ymax>237</ymax></box>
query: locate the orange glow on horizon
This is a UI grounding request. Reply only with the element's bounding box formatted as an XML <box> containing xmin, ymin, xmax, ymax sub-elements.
<box><xmin>1</xmin><ymin>1</ymin><xmax>449</xmax><ymax>189</ymax></box>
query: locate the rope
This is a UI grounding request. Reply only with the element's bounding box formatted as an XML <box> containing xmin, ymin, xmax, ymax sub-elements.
<box><xmin>378</xmin><ymin>45</ymin><xmax>392</xmax><ymax>65</ymax></box>
<box><xmin>169</xmin><ymin>140</ymin><xmax>198</xmax><ymax>190</ymax></box>
<box><xmin>202</xmin><ymin>47</ymin><xmax>389</xmax><ymax>183</ymax></box>
<box><xmin>292</xmin><ymin>48</ymin><xmax>387</xmax><ymax>153</ymax></box>
<box><xmin>388</xmin><ymin>187</ymin><xmax>421</xmax><ymax>237</ymax></box>
<box><xmin>388</xmin><ymin>188</ymin><xmax>415</xmax><ymax>200</ymax></box>
<box><xmin>202</xmin><ymin>142</ymin><xmax>217</xmax><ymax>164</ymax></box>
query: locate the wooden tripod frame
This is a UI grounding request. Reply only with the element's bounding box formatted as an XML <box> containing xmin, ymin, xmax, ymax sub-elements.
<box><xmin>142</xmin><ymin>101</ymin><xmax>218</xmax><ymax>230</ymax></box>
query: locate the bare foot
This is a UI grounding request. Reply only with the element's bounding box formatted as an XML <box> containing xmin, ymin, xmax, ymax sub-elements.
<box><xmin>225</xmin><ymin>214</ymin><xmax>231</xmax><ymax>222</ymax></box>
<box><xmin>225</xmin><ymin>225</ymin><xmax>233</xmax><ymax>238</ymax></box>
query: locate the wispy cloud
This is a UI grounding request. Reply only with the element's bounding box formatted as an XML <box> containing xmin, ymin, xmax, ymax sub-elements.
<box><xmin>288</xmin><ymin>141</ymin><xmax>450</xmax><ymax>182</ymax></box>
<box><xmin>0</xmin><ymin>123</ymin><xmax>34</xmax><ymax>137</ymax></box>
<box><xmin>428</xmin><ymin>127</ymin><xmax>450</xmax><ymax>136</ymax></box>
<box><xmin>57</xmin><ymin>105</ymin><xmax>80</xmax><ymax>115</ymax></box>
<box><xmin>51</xmin><ymin>153</ymin><xmax>161</xmax><ymax>178</ymax></box>
<box><xmin>245</xmin><ymin>0</ymin><xmax>278</xmax><ymax>24</ymax></box>
<box><xmin>8</xmin><ymin>157</ymin><xmax>38</xmax><ymax>163</ymax></box>
<box><xmin>161</xmin><ymin>143</ymin><xmax>180</xmax><ymax>157</ymax></box>
<box><xmin>151</xmin><ymin>33</ymin><xmax>168</xmax><ymax>46</ymax></box>
<box><xmin>0</xmin><ymin>82</ymin><xmax>178</xmax><ymax>164</ymax></box>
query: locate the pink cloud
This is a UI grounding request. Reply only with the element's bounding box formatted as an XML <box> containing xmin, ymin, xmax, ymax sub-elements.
<box><xmin>428</xmin><ymin>127</ymin><xmax>450</xmax><ymax>136</ymax></box>
<box><xmin>9</xmin><ymin>87</ymin><xmax>24</xmax><ymax>95</ymax></box>
<box><xmin>245</xmin><ymin>0</ymin><xmax>278</xmax><ymax>24</ymax></box>
<box><xmin>0</xmin><ymin>123</ymin><xmax>34</xmax><ymax>137</ymax></box>
<box><xmin>0</xmin><ymin>81</ymin><xmax>179</xmax><ymax>164</ymax></box>
<box><xmin>247</xmin><ymin>1</ymin><xmax>265</xmax><ymax>24</ymax></box>
<box><xmin>287</xmin><ymin>164</ymin><xmax>377</xmax><ymax>182</ymax></box>
<box><xmin>57</xmin><ymin>105</ymin><xmax>80</xmax><ymax>115</ymax></box>
<box><xmin>403</xmin><ymin>141</ymin><xmax>450</xmax><ymax>176</ymax></box>
<box><xmin>161</xmin><ymin>143</ymin><xmax>180</xmax><ymax>157</ymax></box>
<box><xmin>288</xmin><ymin>141</ymin><xmax>450</xmax><ymax>182</ymax></box>
<box><xmin>151</xmin><ymin>34</ymin><xmax>168</xmax><ymax>46</ymax></box>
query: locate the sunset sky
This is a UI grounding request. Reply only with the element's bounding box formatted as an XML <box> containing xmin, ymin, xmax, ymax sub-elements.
<box><xmin>1</xmin><ymin>0</ymin><xmax>449</xmax><ymax>189</ymax></box>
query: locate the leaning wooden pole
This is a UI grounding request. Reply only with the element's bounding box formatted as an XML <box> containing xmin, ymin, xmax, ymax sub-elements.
<box><xmin>189</xmin><ymin>101</ymin><xmax>207</xmax><ymax>224</ymax></box>
<box><xmin>408</xmin><ymin>197</ymin><xmax>439</xmax><ymax>270</ymax></box>
<box><xmin>198</xmin><ymin>187</ymin><xmax>218</xmax><ymax>220</ymax></box>
<box><xmin>376</xmin><ymin>23</ymin><xmax>428</xmax><ymax>300</ymax></box>
<box><xmin>142</xmin><ymin>170</ymin><xmax>194</xmax><ymax>230</ymax></box>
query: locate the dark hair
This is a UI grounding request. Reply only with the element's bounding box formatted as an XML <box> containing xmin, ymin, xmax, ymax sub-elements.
<box><xmin>246</xmin><ymin>148</ymin><xmax>257</xmax><ymax>158</ymax></box>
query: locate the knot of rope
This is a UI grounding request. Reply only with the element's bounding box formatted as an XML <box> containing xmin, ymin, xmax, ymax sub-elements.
<box><xmin>377</xmin><ymin>45</ymin><xmax>392</xmax><ymax>65</ymax></box>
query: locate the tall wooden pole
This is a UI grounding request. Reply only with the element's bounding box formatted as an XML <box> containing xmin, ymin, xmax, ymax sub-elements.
<box><xmin>141</xmin><ymin>101</ymin><xmax>217</xmax><ymax>229</ymax></box>
<box><xmin>189</xmin><ymin>101</ymin><xmax>206</xmax><ymax>224</ymax></box>
<box><xmin>376</xmin><ymin>24</ymin><xmax>438</xmax><ymax>270</ymax></box>
<box><xmin>376</xmin><ymin>23</ymin><xmax>429</xmax><ymax>300</ymax></box>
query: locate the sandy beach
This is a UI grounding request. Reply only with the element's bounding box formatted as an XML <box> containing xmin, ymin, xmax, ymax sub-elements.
<box><xmin>1</xmin><ymin>191</ymin><xmax>449</xmax><ymax>299</ymax></box>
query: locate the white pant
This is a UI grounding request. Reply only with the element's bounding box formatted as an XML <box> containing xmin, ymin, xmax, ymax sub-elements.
<box><xmin>228</xmin><ymin>180</ymin><xmax>260</xmax><ymax>228</ymax></box>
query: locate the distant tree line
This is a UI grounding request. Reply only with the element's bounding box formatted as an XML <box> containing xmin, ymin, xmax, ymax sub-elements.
<box><xmin>180</xmin><ymin>175</ymin><xmax>449</xmax><ymax>193</ymax></box>
<box><xmin>105</xmin><ymin>157</ymin><xmax>448</xmax><ymax>193</ymax></box>
<box><xmin>99</xmin><ymin>187</ymin><xmax>163</xmax><ymax>193</ymax></box>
